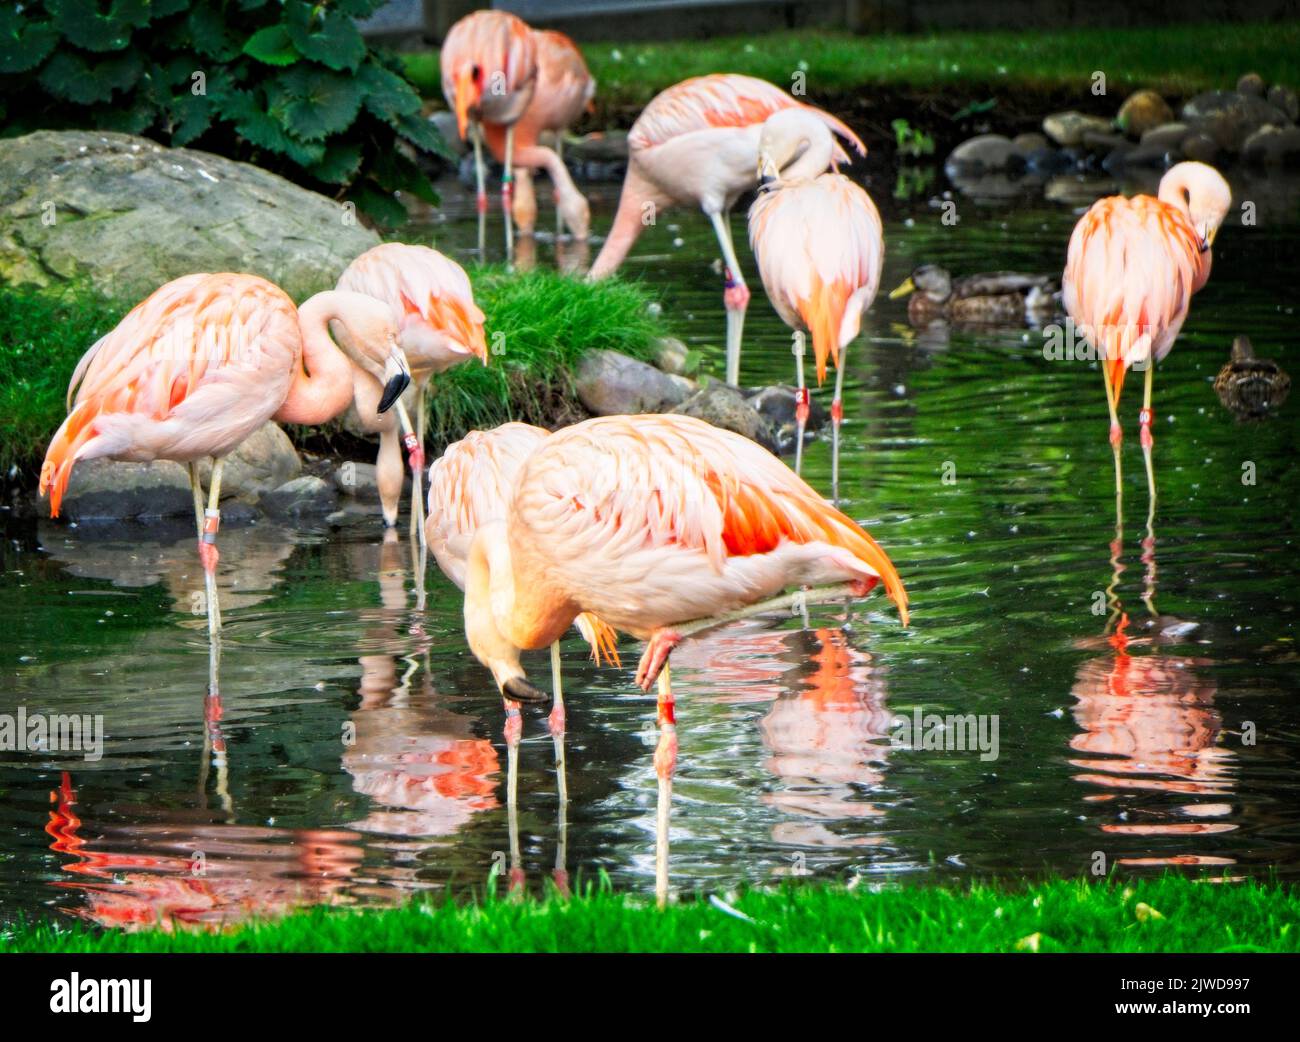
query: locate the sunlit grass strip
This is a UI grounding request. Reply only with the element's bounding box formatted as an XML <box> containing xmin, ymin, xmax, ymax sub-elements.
<box><xmin>403</xmin><ymin>23</ymin><xmax>1300</xmax><ymax>107</ymax></box>
<box><xmin>4</xmin><ymin>876</ymin><xmax>1297</xmax><ymax>954</ymax></box>
<box><xmin>0</xmin><ymin>271</ymin><xmax>668</xmax><ymax>481</ymax></box>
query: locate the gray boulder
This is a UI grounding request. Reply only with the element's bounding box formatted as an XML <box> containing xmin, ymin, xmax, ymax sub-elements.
<box><xmin>196</xmin><ymin>422</ymin><xmax>300</xmax><ymax>496</ymax></box>
<box><xmin>747</xmin><ymin>384</ymin><xmax>828</xmax><ymax>452</ymax></box>
<box><xmin>1180</xmin><ymin>91</ymin><xmax>1289</xmax><ymax>152</ymax></box>
<box><xmin>332</xmin><ymin>461</ymin><xmax>382</xmax><ymax>502</ymax></box>
<box><xmin>0</xmin><ymin>130</ymin><xmax>380</xmax><ymax>300</ymax></box>
<box><xmin>259</xmin><ymin>475</ymin><xmax>338</xmax><ymax>518</ymax></box>
<box><xmin>653</xmin><ymin>335</ymin><xmax>691</xmax><ymax>375</ymax></box>
<box><xmin>944</xmin><ymin>135</ymin><xmax>1020</xmax><ymax>175</ymax></box>
<box><xmin>1237</xmin><ymin>72</ymin><xmax>1266</xmax><ymax>97</ymax></box>
<box><xmin>1241</xmin><ymin>125</ymin><xmax>1300</xmax><ymax>166</ymax></box>
<box><xmin>57</xmin><ymin>460</ymin><xmax>193</xmax><ymax>522</ymax></box>
<box><xmin>672</xmin><ymin>381</ymin><xmax>776</xmax><ymax>452</ymax></box>
<box><xmin>575</xmin><ymin>349</ymin><xmax>692</xmax><ymax>415</ymax></box>
<box><xmin>1267</xmin><ymin>85</ymin><xmax>1299</xmax><ymax>122</ymax></box>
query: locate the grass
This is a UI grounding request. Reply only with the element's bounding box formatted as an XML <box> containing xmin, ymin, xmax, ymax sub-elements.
<box><xmin>3</xmin><ymin>875</ymin><xmax>1296</xmax><ymax>953</ymax></box>
<box><xmin>0</xmin><ymin>271</ymin><xmax>670</xmax><ymax>484</ymax></box>
<box><xmin>403</xmin><ymin>22</ymin><xmax>1300</xmax><ymax>111</ymax></box>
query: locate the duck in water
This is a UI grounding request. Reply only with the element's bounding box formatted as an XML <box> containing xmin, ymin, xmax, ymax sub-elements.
<box><xmin>1214</xmin><ymin>335</ymin><xmax>1290</xmax><ymax>420</ymax></box>
<box><xmin>889</xmin><ymin>265</ymin><xmax>1060</xmax><ymax>327</ymax></box>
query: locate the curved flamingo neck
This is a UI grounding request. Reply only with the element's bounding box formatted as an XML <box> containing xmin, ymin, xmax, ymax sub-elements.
<box><xmin>780</xmin><ymin>113</ymin><xmax>835</xmax><ymax>182</ymax></box>
<box><xmin>590</xmin><ymin>164</ymin><xmax>663</xmax><ymax>279</ymax></box>
<box><xmin>274</xmin><ymin>292</ymin><xmax>359</xmax><ymax>425</ymax></box>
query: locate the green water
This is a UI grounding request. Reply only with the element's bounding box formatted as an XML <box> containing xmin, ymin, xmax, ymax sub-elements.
<box><xmin>1</xmin><ymin>169</ymin><xmax>1297</xmax><ymax>929</ymax></box>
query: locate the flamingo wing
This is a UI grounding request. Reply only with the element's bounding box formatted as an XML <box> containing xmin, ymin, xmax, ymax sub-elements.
<box><xmin>749</xmin><ymin>174</ymin><xmax>884</xmax><ymax>382</ymax></box>
<box><xmin>515</xmin><ymin>414</ymin><xmax>907</xmax><ymax>625</ymax></box>
<box><xmin>337</xmin><ymin>243</ymin><xmax>487</xmax><ymax>365</ymax></box>
<box><xmin>40</xmin><ymin>274</ymin><xmax>299</xmax><ymax>516</ymax></box>
<box><xmin>1063</xmin><ymin>194</ymin><xmax>1202</xmax><ymax>398</ymax></box>
<box><xmin>533</xmin><ymin>30</ymin><xmax>595</xmax><ymax>129</ymax></box>
<box><xmin>629</xmin><ymin>74</ymin><xmax>865</xmax><ymax>166</ymax></box>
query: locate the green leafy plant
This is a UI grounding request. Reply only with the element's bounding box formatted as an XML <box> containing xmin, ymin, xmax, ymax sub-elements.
<box><xmin>0</xmin><ymin>1</ymin><xmax>450</xmax><ymax>225</ymax></box>
<box><xmin>891</xmin><ymin>118</ymin><xmax>935</xmax><ymax>159</ymax></box>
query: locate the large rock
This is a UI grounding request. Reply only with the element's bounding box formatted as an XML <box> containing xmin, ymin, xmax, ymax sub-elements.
<box><xmin>1043</xmin><ymin>111</ymin><xmax>1113</xmax><ymax>147</ymax></box>
<box><xmin>1180</xmin><ymin>91</ymin><xmax>1290</xmax><ymax>152</ymax></box>
<box><xmin>0</xmin><ymin>131</ymin><xmax>380</xmax><ymax>299</ymax></box>
<box><xmin>944</xmin><ymin>134</ymin><xmax>1020</xmax><ymax>175</ymax></box>
<box><xmin>197</xmin><ymin>422</ymin><xmax>300</xmax><ymax>496</ymax></box>
<box><xmin>747</xmin><ymin>384</ymin><xmax>827</xmax><ymax>452</ymax></box>
<box><xmin>671</xmin><ymin>381</ymin><xmax>776</xmax><ymax>452</ymax></box>
<box><xmin>1241</xmin><ymin>125</ymin><xmax>1300</xmax><ymax>166</ymax></box>
<box><xmin>1267</xmin><ymin>84</ymin><xmax>1299</xmax><ymax>122</ymax></box>
<box><xmin>57</xmin><ymin>459</ymin><xmax>192</xmax><ymax>522</ymax></box>
<box><xmin>1116</xmin><ymin>90</ymin><xmax>1175</xmax><ymax>139</ymax></box>
<box><xmin>575</xmin><ymin>349</ymin><xmax>692</xmax><ymax>415</ymax></box>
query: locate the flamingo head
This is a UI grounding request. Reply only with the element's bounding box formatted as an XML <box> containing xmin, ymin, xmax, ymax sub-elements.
<box><xmin>330</xmin><ymin>292</ymin><xmax>411</xmax><ymax>414</ymax></box>
<box><xmin>1159</xmin><ymin>161</ymin><xmax>1231</xmax><ymax>253</ymax></box>
<box><xmin>756</xmin><ymin>108</ymin><xmax>835</xmax><ymax>188</ymax></box>
<box><xmin>453</xmin><ymin>63</ymin><xmax>483</xmax><ymax>139</ymax></box>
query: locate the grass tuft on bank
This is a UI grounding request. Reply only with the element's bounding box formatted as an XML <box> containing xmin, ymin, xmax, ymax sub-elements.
<box><xmin>0</xmin><ymin>271</ymin><xmax>668</xmax><ymax>485</ymax></box>
<box><xmin>403</xmin><ymin>22</ymin><xmax>1300</xmax><ymax>110</ymax></box>
<box><xmin>4</xmin><ymin>876</ymin><xmax>1297</xmax><ymax>954</ymax></box>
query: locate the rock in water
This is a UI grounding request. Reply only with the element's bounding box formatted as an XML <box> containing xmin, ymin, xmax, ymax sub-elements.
<box><xmin>1116</xmin><ymin>90</ymin><xmax>1175</xmax><ymax>139</ymax></box>
<box><xmin>671</xmin><ymin>382</ymin><xmax>777</xmax><ymax>452</ymax></box>
<box><xmin>1042</xmin><ymin>112</ymin><xmax>1113</xmax><ymax>148</ymax></box>
<box><xmin>259</xmin><ymin>476</ymin><xmax>339</xmax><ymax>518</ymax></box>
<box><xmin>747</xmin><ymin>384</ymin><xmax>828</xmax><ymax>452</ymax></box>
<box><xmin>575</xmin><ymin>349</ymin><xmax>692</xmax><ymax>415</ymax></box>
<box><xmin>0</xmin><ymin>131</ymin><xmax>380</xmax><ymax>299</ymax></box>
<box><xmin>944</xmin><ymin>135</ymin><xmax>1021</xmax><ymax>176</ymax></box>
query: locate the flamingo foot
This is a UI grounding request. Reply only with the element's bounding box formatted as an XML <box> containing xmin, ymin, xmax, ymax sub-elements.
<box><xmin>654</xmin><ymin>727</ymin><xmax>679</xmax><ymax>778</ymax></box>
<box><xmin>795</xmin><ymin>386</ymin><xmax>811</xmax><ymax>427</ymax></box>
<box><xmin>1109</xmin><ymin>422</ymin><xmax>1123</xmax><ymax>448</ymax></box>
<box><xmin>476</xmin><ymin>192</ymin><xmax>488</xmax><ymax>215</ymax></box>
<box><xmin>508</xmin><ymin>866</ymin><xmax>526</xmax><ymax>895</ymax></box>
<box><xmin>547</xmin><ymin>701</ymin><xmax>566</xmax><ymax>736</ymax></box>
<box><xmin>635</xmin><ymin>630</ymin><xmax>681</xmax><ymax>691</ymax></box>
<box><xmin>830</xmin><ymin>398</ymin><xmax>844</xmax><ymax>424</ymax></box>
<box><xmin>552</xmin><ymin>867</ymin><xmax>571</xmax><ymax>898</ymax></box>
<box><xmin>1139</xmin><ymin>408</ymin><xmax>1154</xmax><ymax>449</ymax></box>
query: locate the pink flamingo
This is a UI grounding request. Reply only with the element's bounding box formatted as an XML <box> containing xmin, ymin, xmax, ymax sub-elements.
<box><xmin>39</xmin><ymin>273</ymin><xmax>412</xmax><ymax>636</ymax></box>
<box><xmin>336</xmin><ymin>243</ymin><xmax>488</xmax><ymax>544</ymax></box>
<box><xmin>460</xmin><ymin>413</ymin><xmax>907</xmax><ymax>902</ymax></box>
<box><xmin>749</xmin><ymin>115</ymin><xmax>884</xmax><ymax>497</ymax></box>
<box><xmin>1063</xmin><ymin>161</ymin><xmax>1230</xmax><ymax>519</ymax></box>
<box><xmin>487</xmin><ymin>29</ymin><xmax>594</xmax><ymax>241</ymax></box>
<box><xmin>589</xmin><ymin>74</ymin><xmax>865</xmax><ymax>385</ymax></box>
<box><xmin>441</xmin><ymin>9</ymin><xmax>538</xmax><ymax>258</ymax></box>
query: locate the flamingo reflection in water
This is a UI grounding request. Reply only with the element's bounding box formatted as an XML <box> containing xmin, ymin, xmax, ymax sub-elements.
<box><xmin>46</xmin><ymin>773</ymin><xmax>374</xmax><ymax>931</ymax></box>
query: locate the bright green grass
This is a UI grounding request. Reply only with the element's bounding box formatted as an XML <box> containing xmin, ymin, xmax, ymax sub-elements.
<box><xmin>403</xmin><ymin>23</ymin><xmax>1300</xmax><ymax>107</ymax></box>
<box><xmin>4</xmin><ymin>876</ymin><xmax>1297</xmax><ymax>953</ymax></box>
<box><xmin>0</xmin><ymin>271</ymin><xmax>668</xmax><ymax>481</ymax></box>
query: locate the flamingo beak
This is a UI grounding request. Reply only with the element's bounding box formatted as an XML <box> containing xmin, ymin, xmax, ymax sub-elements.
<box><xmin>454</xmin><ymin>68</ymin><xmax>475</xmax><ymax>140</ymax></box>
<box><xmin>1199</xmin><ymin>222</ymin><xmax>1216</xmax><ymax>253</ymax></box>
<box><xmin>756</xmin><ymin>151</ymin><xmax>778</xmax><ymax>188</ymax></box>
<box><xmin>889</xmin><ymin>277</ymin><xmax>916</xmax><ymax>300</ymax></box>
<box><xmin>502</xmin><ymin>676</ymin><xmax>550</xmax><ymax>705</ymax></box>
<box><xmin>378</xmin><ymin>348</ymin><xmax>411</xmax><ymax>414</ymax></box>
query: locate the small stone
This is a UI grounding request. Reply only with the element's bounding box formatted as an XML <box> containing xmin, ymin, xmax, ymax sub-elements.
<box><xmin>1138</xmin><ymin>122</ymin><xmax>1190</xmax><ymax>150</ymax></box>
<box><xmin>1081</xmin><ymin>129</ymin><xmax>1128</xmax><ymax>154</ymax></box>
<box><xmin>747</xmin><ymin>384</ymin><xmax>827</xmax><ymax>452</ymax></box>
<box><xmin>1180</xmin><ymin>132</ymin><xmax>1222</xmax><ymax>165</ymax></box>
<box><xmin>1010</xmin><ymin>132</ymin><xmax>1049</xmax><ymax>155</ymax></box>
<box><xmin>1267</xmin><ymin>84</ymin><xmax>1298</xmax><ymax>122</ymax></box>
<box><xmin>1042</xmin><ymin>111</ymin><xmax>1113</xmax><ymax>147</ymax></box>
<box><xmin>332</xmin><ymin>461</ymin><xmax>381</xmax><ymax>502</ymax></box>
<box><xmin>672</xmin><ymin>382</ymin><xmax>777</xmax><ymax>452</ymax></box>
<box><xmin>259</xmin><ymin>475</ymin><xmax>338</xmax><ymax>518</ymax></box>
<box><xmin>652</xmin><ymin>335</ymin><xmax>690</xmax><ymax>375</ymax></box>
<box><xmin>1236</xmin><ymin>72</ymin><xmax>1266</xmax><ymax>97</ymax></box>
<box><xmin>428</xmin><ymin>111</ymin><xmax>466</xmax><ymax>156</ymax></box>
<box><xmin>574</xmin><ymin>349</ymin><xmax>692</xmax><ymax>415</ymax></box>
<box><xmin>1116</xmin><ymin>90</ymin><xmax>1175</xmax><ymax>139</ymax></box>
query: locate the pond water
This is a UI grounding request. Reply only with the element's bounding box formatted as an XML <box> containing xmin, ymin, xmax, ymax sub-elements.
<box><xmin>2</xmin><ymin>166</ymin><xmax>1298</xmax><ymax>930</ymax></box>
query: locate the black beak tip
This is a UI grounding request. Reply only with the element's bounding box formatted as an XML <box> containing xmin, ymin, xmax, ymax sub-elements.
<box><xmin>378</xmin><ymin>370</ymin><xmax>410</xmax><ymax>414</ymax></box>
<box><xmin>502</xmin><ymin>677</ymin><xmax>551</xmax><ymax>706</ymax></box>
<box><xmin>757</xmin><ymin>173</ymin><xmax>774</xmax><ymax>189</ymax></box>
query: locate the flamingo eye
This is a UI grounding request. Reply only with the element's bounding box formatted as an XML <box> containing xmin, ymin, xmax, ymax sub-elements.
<box><xmin>471</xmin><ymin>64</ymin><xmax>482</xmax><ymax>84</ymax></box>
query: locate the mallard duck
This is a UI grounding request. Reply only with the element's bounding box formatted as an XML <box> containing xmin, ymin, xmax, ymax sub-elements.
<box><xmin>889</xmin><ymin>265</ymin><xmax>1061</xmax><ymax>326</ymax></box>
<box><xmin>1214</xmin><ymin>335</ymin><xmax>1290</xmax><ymax>419</ymax></box>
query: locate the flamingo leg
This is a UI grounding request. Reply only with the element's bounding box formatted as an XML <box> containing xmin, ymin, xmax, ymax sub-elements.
<box><xmin>831</xmin><ymin>343</ymin><xmax>848</xmax><ymax>503</ymax></box>
<box><xmin>1140</xmin><ymin>362</ymin><xmax>1157</xmax><ymax>525</ymax></box>
<box><xmin>1101</xmin><ymin>361</ymin><xmax>1123</xmax><ymax>522</ymax></box>
<box><xmin>471</xmin><ymin>121</ymin><xmax>487</xmax><ymax>256</ymax></box>
<box><xmin>394</xmin><ymin>399</ymin><xmax>427</xmax><ymax>550</ymax></box>
<box><xmin>709</xmin><ymin>211</ymin><xmax>750</xmax><ymax>386</ymax></box>
<box><xmin>503</xmin><ymin>697</ymin><xmax>525</xmax><ymax>896</ymax></box>
<box><xmin>198</xmin><ymin>458</ymin><xmax>224</xmax><ymax>635</ymax></box>
<box><xmin>503</xmin><ymin>125</ymin><xmax>516</xmax><ymax>265</ymax></box>
<box><xmin>188</xmin><ymin>461</ymin><xmax>205</xmax><ymax>540</ymax></box>
<box><xmin>548</xmin><ymin>641</ymin><xmax>569</xmax><ymax>895</ymax></box>
<box><xmin>792</xmin><ymin>330</ymin><xmax>808</xmax><ymax>475</ymax></box>
<box><xmin>554</xmin><ymin>137</ymin><xmax>565</xmax><ymax>238</ymax></box>
<box><xmin>654</xmin><ymin>664</ymin><xmax>677</xmax><ymax>908</ymax></box>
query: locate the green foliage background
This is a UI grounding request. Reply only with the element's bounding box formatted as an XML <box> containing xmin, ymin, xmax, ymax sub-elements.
<box><xmin>0</xmin><ymin>1</ymin><xmax>450</xmax><ymax>224</ymax></box>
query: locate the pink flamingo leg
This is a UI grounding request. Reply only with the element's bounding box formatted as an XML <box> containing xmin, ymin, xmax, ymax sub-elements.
<box><xmin>654</xmin><ymin>664</ymin><xmax>676</xmax><ymax>907</ymax></box>
<box><xmin>792</xmin><ymin>331</ymin><xmax>809</xmax><ymax>475</ymax></box>
<box><xmin>502</xmin><ymin>698</ymin><xmax>526</xmax><ymax>896</ymax></box>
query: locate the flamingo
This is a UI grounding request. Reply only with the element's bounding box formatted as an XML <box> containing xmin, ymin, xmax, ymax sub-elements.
<box><xmin>460</xmin><ymin>413</ymin><xmax>907</xmax><ymax>902</ymax></box>
<box><xmin>749</xmin><ymin>113</ymin><xmax>884</xmax><ymax>498</ymax></box>
<box><xmin>1063</xmin><ymin>161</ymin><xmax>1231</xmax><ymax>522</ymax></box>
<box><xmin>336</xmin><ymin>243</ymin><xmax>488</xmax><ymax>546</ymax></box>
<box><xmin>489</xmin><ymin>29</ymin><xmax>594</xmax><ymax>242</ymax></box>
<box><xmin>441</xmin><ymin>9</ymin><xmax>538</xmax><ymax>259</ymax></box>
<box><xmin>39</xmin><ymin>273</ymin><xmax>412</xmax><ymax>638</ymax></box>
<box><xmin>589</xmin><ymin>74</ymin><xmax>865</xmax><ymax>386</ymax></box>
